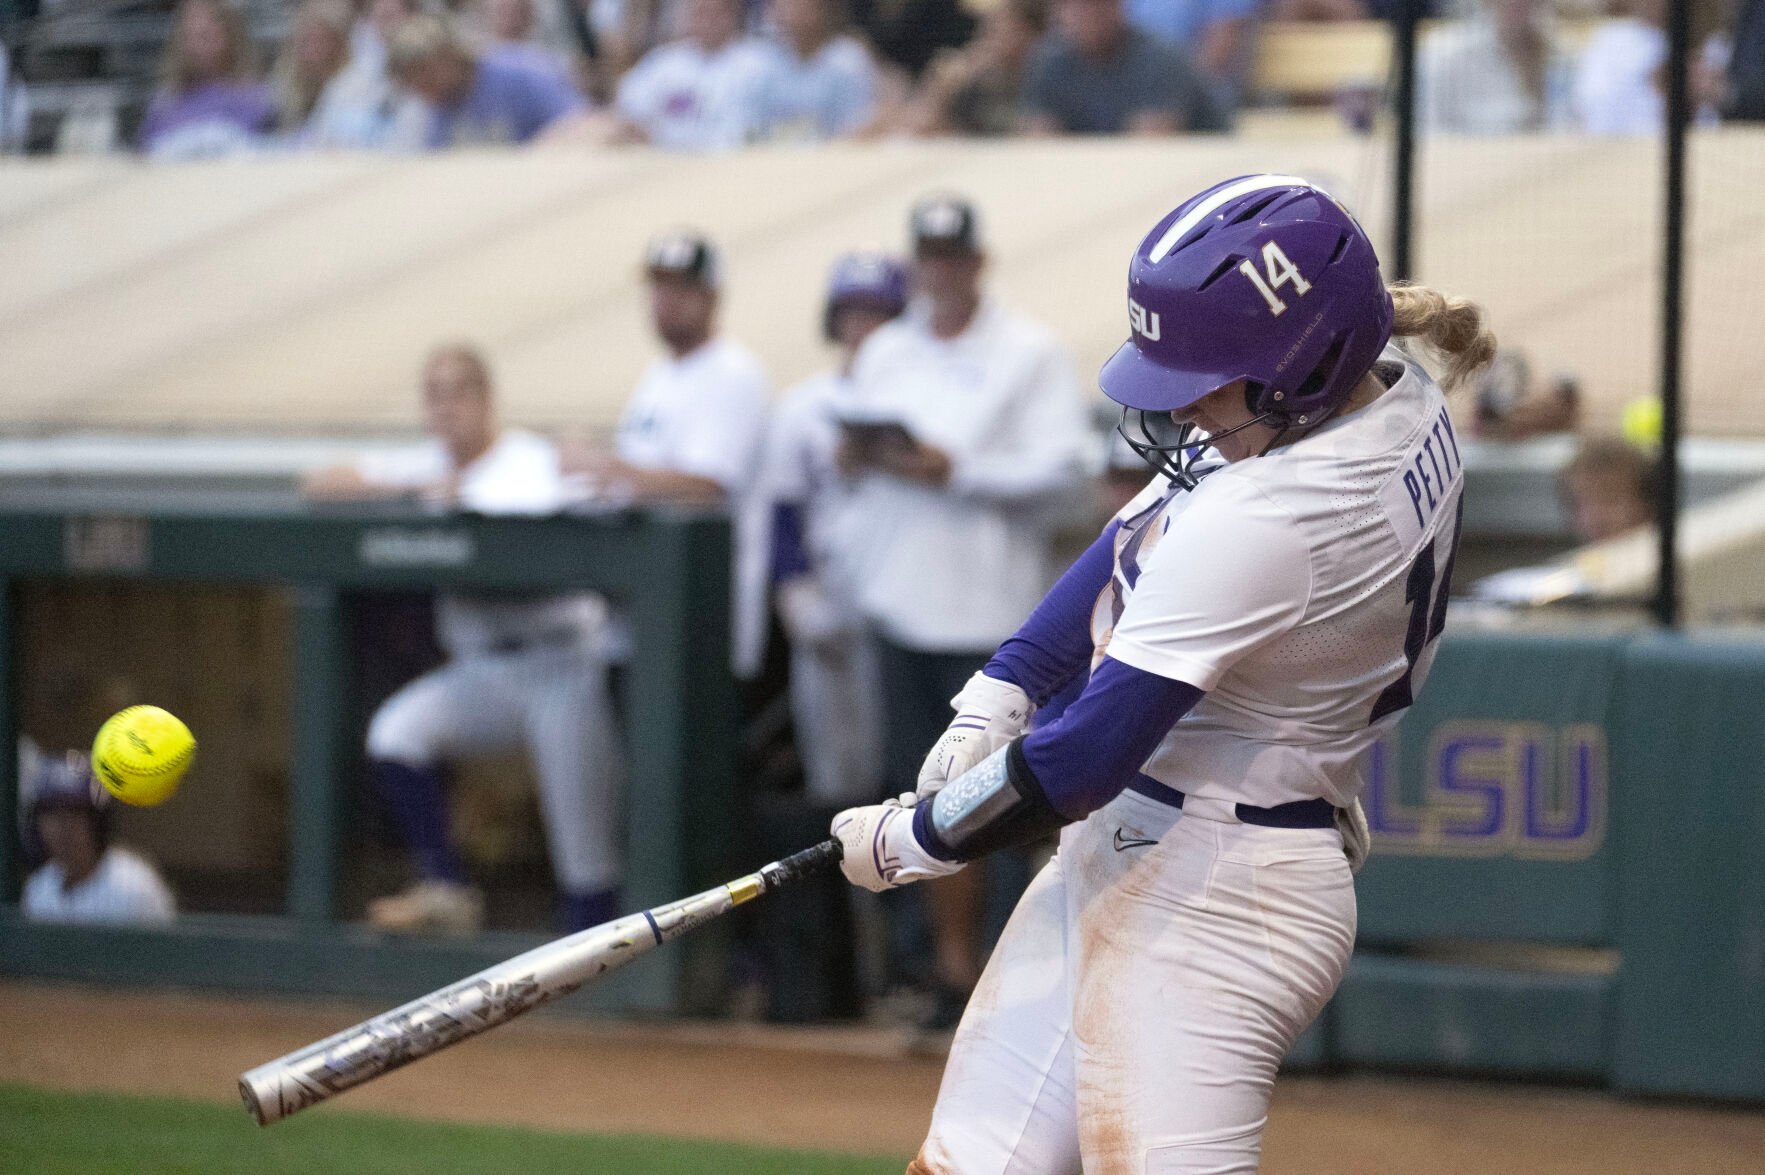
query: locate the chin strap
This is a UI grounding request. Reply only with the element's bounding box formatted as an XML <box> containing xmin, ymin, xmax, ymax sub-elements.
<box><xmin>914</xmin><ymin>739</ymin><xmax>1067</xmax><ymax>863</ymax></box>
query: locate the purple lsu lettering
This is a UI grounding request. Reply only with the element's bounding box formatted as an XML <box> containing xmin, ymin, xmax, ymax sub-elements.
<box><xmin>1399</xmin><ymin>407</ymin><xmax>1463</xmax><ymax>531</ymax></box>
<box><xmin>1363</xmin><ymin>722</ymin><xmax>1606</xmax><ymax>860</ymax></box>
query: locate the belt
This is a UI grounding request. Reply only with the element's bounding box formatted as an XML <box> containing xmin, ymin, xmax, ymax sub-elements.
<box><xmin>1128</xmin><ymin>774</ymin><xmax>1338</xmax><ymax>829</ymax></box>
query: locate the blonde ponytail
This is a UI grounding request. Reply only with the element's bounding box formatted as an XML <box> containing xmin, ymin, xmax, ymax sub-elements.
<box><xmin>1388</xmin><ymin>282</ymin><xmax>1497</xmax><ymax>393</ymax></box>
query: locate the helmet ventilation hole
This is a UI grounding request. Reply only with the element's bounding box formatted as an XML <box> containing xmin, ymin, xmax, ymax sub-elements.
<box><xmin>1197</xmin><ymin>255</ymin><xmax>1244</xmax><ymax>290</ymax></box>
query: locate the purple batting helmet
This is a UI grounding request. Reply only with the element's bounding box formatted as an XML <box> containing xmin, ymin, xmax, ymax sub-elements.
<box><xmin>1101</xmin><ymin>174</ymin><xmax>1393</xmax><ymax>428</ymax></box>
<box><xmin>823</xmin><ymin>250</ymin><xmax>909</xmax><ymax>340</ymax></box>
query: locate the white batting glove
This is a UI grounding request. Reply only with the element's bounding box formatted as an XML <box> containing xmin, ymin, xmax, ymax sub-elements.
<box><xmin>1337</xmin><ymin>797</ymin><xmax>1371</xmax><ymax>874</ymax></box>
<box><xmin>831</xmin><ymin>795</ymin><xmax>965</xmax><ymax>892</ymax></box>
<box><xmin>916</xmin><ymin>672</ymin><xmax>1034</xmax><ymax>800</ymax></box>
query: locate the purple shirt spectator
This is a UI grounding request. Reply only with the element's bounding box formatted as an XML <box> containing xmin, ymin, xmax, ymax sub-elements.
<box><xmin>139</xmin><ymin>81</ymin><xmax>276</xmax><ymax>157</ymax></box>
<box><xmin>425</xmin><ymin>55</ymin><xmax>585</xmax><ymax>146</ymax></box>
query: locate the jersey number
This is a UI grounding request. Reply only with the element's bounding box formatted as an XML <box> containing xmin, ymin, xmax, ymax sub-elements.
<box><xmin>1238</xmin><ymin>241</ymin><xmax>1312</xmax><ymax>317</ymax></box>
<box><xmin>1368</xmin><ymin>501</ymin><xmax>1463</xmax><ymax>725</ymax></box>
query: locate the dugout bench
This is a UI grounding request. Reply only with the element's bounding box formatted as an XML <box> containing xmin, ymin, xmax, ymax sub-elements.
<box><xmin>0</xmin><ymin>499</ymin><xmax>738</xmax><ymax>1015</ymax></box>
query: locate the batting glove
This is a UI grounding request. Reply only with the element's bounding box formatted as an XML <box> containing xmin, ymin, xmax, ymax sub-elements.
<box><xmin>916</xmin><ymin>672</ymin><xmax>1034</xmax><ymax>800</ymax></box>
<box><xmin>831</xmin><ymin>795</ymin><xmax>964</xmax><ymax>892</ymax></box>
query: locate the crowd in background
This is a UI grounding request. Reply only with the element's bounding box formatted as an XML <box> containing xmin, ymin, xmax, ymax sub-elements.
<box><xmin>2</xmin><ymin>0</ymin><xmax>1763</xmax><ymax>156</ymax></box>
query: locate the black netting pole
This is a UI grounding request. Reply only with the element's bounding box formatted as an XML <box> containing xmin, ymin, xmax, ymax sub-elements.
<box><xmin>1391</xmin><ymin>0</ymin><xmax>1420</xmax><ymax>280</ymax></box>
<box><xmin>1657</xmin><ymin>0</ymin><xmax>1689</xmax><ymax>627</ymax></box>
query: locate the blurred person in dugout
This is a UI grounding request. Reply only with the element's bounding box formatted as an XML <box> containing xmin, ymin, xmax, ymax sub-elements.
<box><xmin>388</xmin><ymin>13</ymin><xmax>586</xmax><ymax>148</ymax></box>
<box><xmin>562</xmin><ymin>231</ymin><xmax>773</xmax><ymax>680</ymax></box>
<box><xmin>766</xmin><ymin>251</ymin><xmax>909</xmax><ymax>816</ymax></box>
<box><xmin>303</xmin><ymin>344</ymin><xmax>624</xmax><ymax>935</ymax></box>
<box><xmin>839</xmin><ymin>194</ymin><xmax>1089</xmax><ymax>1026</ymax></box>
<box><xmin>19</xmin><ymin>744</ymin><xmax>176</xmax><ymax>926</ymax></box>
<box><xmin>1560</xmin><ymin>435</ymin><xmax>1660</xmax><ymax>545</ymax></box>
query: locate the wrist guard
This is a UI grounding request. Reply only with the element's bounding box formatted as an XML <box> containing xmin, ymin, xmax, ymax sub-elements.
<box><xmin>916</xmin><ymin>737</ymin><xmax>1067</xmax><ymax>863</ymax></box>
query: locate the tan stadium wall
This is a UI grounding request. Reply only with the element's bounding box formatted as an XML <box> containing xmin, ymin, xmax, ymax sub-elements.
<box><xmin>1</xmin><ymin>132</ymin><xmax>1761</xmax><ymax>437</ymax></box>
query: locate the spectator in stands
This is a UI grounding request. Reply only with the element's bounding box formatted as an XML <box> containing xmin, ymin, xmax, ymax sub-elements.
<box><xmin>138</xmin><ymin>0</ymin><xmax>276</xmax><ymax>159</ymax></box>
<box><xmin>300</xmin><ymin>0</ymin><xmax>428</xmax><ymax>149</ymax></box>
<box><xmin>472</xmin><ymin>0</ymin><xmax>580</xmax><ymax>92</ymax></box>
<box><xmin>613</xmin><ymin>0</ymin><xmax>774</xmax><ymax>149</ymax></box>
<box><xmin>389</xmin><ymin>14</ymin><xmax>587</xmax><ymax>147</ymax></box>
<box><xmin>305</xmin><ymin>343</ymin><xmax>624</xmax><ymax>935</ymax></box>
<box><xmin>1420</xmin><ymin>0</ymin><xmax>1573</xmax><ymax>133</ymax></box>
<box><xmin>1021</xmin><ymin>0</ymin><xmax>1225</xmax><ymax>135</ymax></box>
<box><xmin>272</xmin><ymin>0</ymin><xmax>355</xmax><ymax>137</ymax></box>
<box><xmin>851</xmin><ymin>0</ymin><xmax>977</xmax><ymax>81</ymax></box>
<box><xmin>1571</xmin><ymin>0</ymin><xmax>1727</xmax><ymax>134</ymax></box>
<box><xmin>563</xmin><ymin>231</ymin><xmax>772</xmax><ymax>674</ymax></box>
<box><xmin>1731</xmin><ymin>0</ymin><xmax>1765</xmax><ymax>119</ymax></box>
<box><xmin>21</xmin><ymin>750</ymin><xmax>176</xmax><ymax>926</ymax></box>
<box><xmin>1123</xmin><ymin>0</ymin><xmax>1256</xmax><ymax>106</ymax></box>
<box><xmin>838</xmin><ymin>195</ymin><xmax>1089</xmax><ymax>1027</ymax></box>
<box><xmin>1558</xmin><ymin>435</ymin><xmax>1659</xmax><ymax>544</ymax></box>
<box><xmin>752</xmin><ymin>0</ymin><xmax>878</xmax><ymax>140</ymax></box>
<box><xmin>901</xmin><ymin>0</ymin><xmax>1048</xmax><ymax>136</ymax></box>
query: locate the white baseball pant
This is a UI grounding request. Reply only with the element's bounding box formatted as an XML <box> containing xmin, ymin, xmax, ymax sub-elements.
<box><xmin>366</xmin><ymin>645</ymin><xmax>623</xmax><ymax>892</ymax></box>
<box><xmin>789</xmin><ymin>633</ymin><xmax>884</xmax><ymax>807</ymax></box>
<box><xmin>912</xmin><ymin>789</ymin><xmax>1355</xmax><ymax>1175</ymax></box>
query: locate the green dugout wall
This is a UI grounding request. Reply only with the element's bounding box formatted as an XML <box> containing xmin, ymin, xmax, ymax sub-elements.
<box><xmin>0</xmin><ymin>504</ymin><xmax>1761</xmax><ymax>1100</ymax></box>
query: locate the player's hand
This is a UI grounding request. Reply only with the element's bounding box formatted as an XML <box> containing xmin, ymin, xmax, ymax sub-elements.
<box><xmin>917</xmin><ymin>672</ymin><xmax>1034</xmax><ymax>800</ymax></box>
<box><xmin>776</xmin><ymin>577</ymin><xmax>849</xmax><ymax>649</ymax></box>
<box><xmin>875</xmin><ymin>440</ymin><xmax>953</xmax><ymax>487</ymax></box>
<box><xmin>831</xmin><ymin>795</ymin><xmax>964</xmax><ymax>892</ymax></box>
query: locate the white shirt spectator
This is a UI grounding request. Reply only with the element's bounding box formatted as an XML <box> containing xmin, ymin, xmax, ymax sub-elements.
<box><xmin>24</xmin><ymin>848</ymin><xmax>176</xmax><ymax>925</ymax></box>
<box><xmin>840</xmin><ymin>297</ymin><xmax>1090</xmax><ymax>651</ymax></box>
<box><xmin>305</xmin><ymin>43</ymin><xmax>430</xmax><ymax>149</ymax></box>
<box><xmin>1572</xmin><ymin>17</ymin><xmax>1666</xmax><ymax>134</ymax></box>
<box><xmin>615</xmin><ymin>36</ymin><xmax>775</xmax><ymax>149</ymax></box>
<box><xmin>1420</xmin><ymin>16</ymin><xmax>1572</xmax><ymax>133</ymax></box>
<box><xmin>618</xmin><ymin>336</ymin><xmax>772</xmax><ymax>674</ymax></box>
<box><xmin>753</xmin><ymin>34</ymin><xmax>876</xmax><ymax>140</ymax></box>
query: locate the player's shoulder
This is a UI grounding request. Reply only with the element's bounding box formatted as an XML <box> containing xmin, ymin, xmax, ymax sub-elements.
<box><xmin>982</xmin><ymin>300</ymin><xmax>1062</xmax><ymax>355</ymax></box>
<box><xmin>779</xmin><ymin>369</ymin><xmax>844</xmax><ymax>412</ymax></box>
<box><xmin>700</xmin><ymin>337</ymin><xmax>769</xmax><ymax>384</ymax></box>
<box><xmin>491</xmin><ymin>427</ymin><xmax>557</xmax><ymax>459</ymax></box>
<box><xmin>101</xmin><ymin>846</ymin><xmax>165</xmax><ymax>887</ymax></box>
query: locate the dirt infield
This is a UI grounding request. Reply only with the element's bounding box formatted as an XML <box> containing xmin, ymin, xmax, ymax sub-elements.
<box><xmin>4</xmin><ymin>981</ymin><xmax>1763</xmax><ymax>1173</ymax></box>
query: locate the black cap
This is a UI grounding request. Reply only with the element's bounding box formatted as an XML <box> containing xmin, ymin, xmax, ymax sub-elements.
<box><xmin>910</xmin><ymin>194</ymin><xmax>982</xmax><ymax>255</ymax></box>
<box><xmin>644</xmin><ymin>230</ymin><xmax>721</xmax><ymax>288</ymax></box>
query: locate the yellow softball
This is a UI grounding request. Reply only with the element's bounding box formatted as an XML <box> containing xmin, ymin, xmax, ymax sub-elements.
<box><xmin>91</xmin><ymin>705</ymin><xmax>196</xmax><ymax>807</ymax></box>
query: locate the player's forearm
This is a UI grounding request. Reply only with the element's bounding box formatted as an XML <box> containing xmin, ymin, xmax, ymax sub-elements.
<box><xmin>604</xmin><ymin>462</ymin><xmax>727</xmax><ymax>505</ymax></box>
<box><xmin>985</xmin><ymin>519</ymin><xmax>1120</xmax><ymax>704</ymax></box>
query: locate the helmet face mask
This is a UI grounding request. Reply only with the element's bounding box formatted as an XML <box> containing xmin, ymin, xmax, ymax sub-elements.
<box><xmin>1101</xmin><ymin>175</ymin><xmax>1393</xmax><ymax>480</ymax></box>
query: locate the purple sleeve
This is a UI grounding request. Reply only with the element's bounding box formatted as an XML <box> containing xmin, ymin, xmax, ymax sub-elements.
<box><xmin>771</xmin><ymin>501</ymin><xmax>811</xmax><ymax>583</ymax></box>
<box><xmin>1020</xmin><ymin>655</ymin><xmax>1203</xmax><ymax>820</ymax></box>
<box><xmin>984</xmin><ymin>519</ymin><xmax>1118</xmax><ymax>706</ymax></box>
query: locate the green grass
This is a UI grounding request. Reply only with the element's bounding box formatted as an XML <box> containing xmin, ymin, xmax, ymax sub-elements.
<box><xmin>0</xmin><ymin>1084</ymin><xmax>905</xmax><ymax>1174</ymax></box>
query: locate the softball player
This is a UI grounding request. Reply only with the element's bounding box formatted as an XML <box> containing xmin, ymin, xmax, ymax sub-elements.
<box><xmin>20</xmin><ymin>750</ymin><xmax>176</xmax><ymax>925</ymax></box>
<box><xmin>832</xmin><ymin>175</ymin><xmax>1495</xmax><ymax>1174</ymax></box>
<box><xmin>308</xmin><ymin>343</ymin><xmax>622</xmax><ymax>936</ymax></box>
<box><xmin>764</xmin><ymin>250</ymin><xmax>908</xmax><ymax>807</ymax></box>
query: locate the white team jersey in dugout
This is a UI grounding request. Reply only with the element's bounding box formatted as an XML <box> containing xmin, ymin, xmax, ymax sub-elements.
<box><xmin>1099</xmin><ymin>346</ymin><xmax>1465</xmax><ymax>810</ymax></box>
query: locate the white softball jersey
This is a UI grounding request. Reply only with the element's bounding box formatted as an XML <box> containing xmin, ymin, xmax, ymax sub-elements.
<box><xmin>840</xmin><ymin>298</ymin><xmax>1092</xmax><ymax>652</ymax></box>
<box><xmin>617</xmin><ymin>335</ymin><xmax>772</xmax><ymax>677</ymax></box>
<box><xmin>357</xmin><ymin>428</ymin><xmax>608</xmax><ymax>658</ymax></box>
<box><xmin>1101</xmin><ymin>347</ymin><xmax>1465</xmax><ymax>810</ymax></box>
<box><xmin>23</xmin><ymin>848</ymin><xmax>176</xmax><ymax>925</ymax></box>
